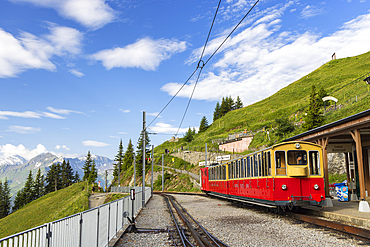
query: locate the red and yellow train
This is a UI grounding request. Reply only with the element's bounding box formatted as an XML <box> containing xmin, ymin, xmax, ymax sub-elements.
<box><xmin>200</xmin><ymin>141</ymin><xmax>325</xmax><ymax>212</ymax></box>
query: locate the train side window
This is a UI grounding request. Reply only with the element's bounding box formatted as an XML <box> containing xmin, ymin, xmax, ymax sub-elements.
<box><xmin>244</xmin><ymin>159</ymin><xmax>247</xmax><ymax>178</ymax></box>
<box><xmin>309</xmin><ymin>151</ymin><xmax>320</xmax><ymax>175</ymax></box>
<box><xmin>261</xmin><ymin>152</ymin><xmax>265</xmax><ymax>177</ymax></box>
<box><xmin>228</xmin><ymin>163</ymin><xmax>231</xmax><ymax>179</ymax></box>
<box><xmin>275</xmin><ymin>151</ymin><xmax>286</xmax><ymax>175</ymax></box>
<box><xmin>267</xmin><ymin>151</ymin><xmax>271</xmax><ymax>176</ymax></box>
<box><xmin>240</xmin><ymin>160</ymin><xmax>242</xmax><ymax>178</ymax></box>
<box><xmin>247</xmin><ymin>157</ymin><xmax>250</xmax><ymax>177</ymax></box>
<box><xmin>254</xmin><ymin>154</ymin><xmax>258</xmax><ymax>177</ymax></box>
<box><xmin>258</xmin><ymin>154</ymin><xmax>262</xmax><ymax>177</ymax></box>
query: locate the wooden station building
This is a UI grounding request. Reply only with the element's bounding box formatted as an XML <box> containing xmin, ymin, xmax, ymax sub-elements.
<box><xmin>285</xmin><ymin>108</ymin><xmax>370</xmax><ymax>202</ymax></box>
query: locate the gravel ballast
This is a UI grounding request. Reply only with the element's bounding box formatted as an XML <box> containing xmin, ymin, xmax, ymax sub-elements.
<box><xmin>117</xmin><ymin>194</ymin><xmax>364</xmax><ymax>246</ymax></box>
<box><xmin>115</xmin><ymin>194</ymin><xmax>172</xmax><ymax>247</ymax></box>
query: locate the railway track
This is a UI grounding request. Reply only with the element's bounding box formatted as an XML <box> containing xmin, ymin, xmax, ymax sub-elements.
<box><xmin>166</xmin><ymin>192</ymin><xmax>370</xmax><ymax>244</ymax></box>
<box><xmin>160</xmin><ymin>193</ymin><xmax>228</xmax><ymax>247</ymax></box>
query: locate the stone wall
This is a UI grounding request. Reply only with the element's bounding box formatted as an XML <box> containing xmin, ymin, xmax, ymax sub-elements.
<box><xmin>328</xmin><ymin>153</ymin><xmax>347</xmax><ymax>175</ymax></box>
<box><xmin>219</xmin><ymin>137</ymin><xmax>253</xmax><ymax>153</ymax></box>
<box><xmin>171</xmin><ymin>151</ymin><xmax>244</xmax><ymax>166</ymax></box>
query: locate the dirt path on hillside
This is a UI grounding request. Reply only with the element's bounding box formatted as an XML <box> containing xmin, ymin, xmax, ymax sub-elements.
<box><xmin>88</xmin><ymin>193</ymin><xmax>106</xmax><ymax>209</ymax></box>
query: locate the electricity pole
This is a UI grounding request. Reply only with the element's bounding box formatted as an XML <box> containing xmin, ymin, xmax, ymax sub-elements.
<box><xmin>162</xmin><ymin>154</ymin><xmax>164</xmax><ymax>192</ymax></box>
<box><xmin>133</xmin><ymin>153</ymin><xmax>136</xmax><ymax>187</ymax></box>
<box><xmin>142</xmin><ymin>111</ymin><xmax>146</xmax><ymax>208</ymax></box>
<box><xmin>151</xmin><ymin>145</ymin><xmax>154</xmax><ymax>197</ymax></box>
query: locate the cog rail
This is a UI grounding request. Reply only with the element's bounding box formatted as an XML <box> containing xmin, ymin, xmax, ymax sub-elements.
<box><xmin>160</xmin><ymin>193</ymin><xmax>228</xmax><ymax>247</ymax></box>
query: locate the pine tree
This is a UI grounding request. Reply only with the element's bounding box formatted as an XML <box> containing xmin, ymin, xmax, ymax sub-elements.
<box><xmin>213</xmin><ymin>102</ymin><xmax>221</xmax><ymax>122</ymax></box>
<box><xmin>136</xmin><ymin>131</ymin><xmax>151</xmax><ymax>177</ymax></box>
<box><xmin>303</xmin><ymin>85</ymin><xmax>324</xmax><ymax>131</ymax></box>
<box><xmin>275</xmin><ymin>117</ymin><xmax>295</xmax><ymax>138</ymax></box>
<box><xmin>113</xmin><ymin>139</ymin><xmax>124</xmax><ymax>184</ymax></box>
<box><xmin>317</xmin><ymin>86</ymin><xmax>328</xmax><ymax>107</ymax></box>
<box><xmin>199</xmin><ymin>116</ymin><xmax>209</xmax><ymax>133</ymax></box>
<box><xmin>88</xmin><ymin>160</ymin><xmax>98</xmax><ymax>184</ymax></box>
<box><xmin>82</xmin><ymin>151</ymin><xmax>93</xmax><ymax>181</ymax></box>
<box><xmin>61</xmin><ymin>160</ymin><xmax>74</xmax><ymax>188</ymax></box>
<box><xmin>123</xmin><ymin>139</ymin><xmax>135</xmax><ymax>171</ymax></box>
<box><xmin>0</xmin><ymin>179</ymin><xmax>11</xmax><ymax>218</ymax></box>
<box><xmin>73</xmin><ymin>171</ymin><xmax>81</xmax><ymax>183</ymax></box>
<box><xmin>23</xmin><ymin>170</ymin><xmax>35</xmax><ymax>204</ymax></box>
<box><xmin>235</xmin><ymin>96</ymin><xmax>243</xmax><ymax>109</ymax></box>
<box><xmin>45</xmin><ymin>163</ymin><xmax>62</xmax><ymax>193</ymax></box>
<box><xmin>33</xmin><ymin>168</ymin><xmax>45</xmax><ymax>199</ymax></box>
<box><xmin>12</xmin><ymin>189</ymin><xmax>24</xmax><ymax>212</ymax></box>
<box><xmin>183</xmin><ymin>127</ymin><xmax>194</xmax><ymax>142</ymax></box>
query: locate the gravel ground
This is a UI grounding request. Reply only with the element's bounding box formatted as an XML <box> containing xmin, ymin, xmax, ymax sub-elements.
<box><xmin>116</xmin><ymin>194</ymin><xmax>366</xmax><ymax>246</ymax></box>
<box><xmin>174</xmin><ymin>194</ymin><xmax>364</xmax><ymax>247</ymax></box>
<box><xmin>116</xmin><ymin>194</ymin><xmax>172</xmax><ymax>247</ymax></box>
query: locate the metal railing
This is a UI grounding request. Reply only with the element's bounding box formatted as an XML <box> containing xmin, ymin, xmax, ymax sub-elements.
<box><xmin>0</xmin><ymin>187</ymin><xmax>152</xmax><ymax>247</ymax></box>
<box><xmin>110</xmin><ymin>186</ymin><xmax>143</xmax><ymax>193</ymax></box>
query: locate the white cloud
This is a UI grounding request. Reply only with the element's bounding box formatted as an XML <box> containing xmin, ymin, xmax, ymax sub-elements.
<box><xmin>10</xmin><ymin>0</ymin><xmax>117</xmax><ymax>30</ymax></box>
<box><xmin>82</xmin><ymin>140</ymin><xmax>109</xmax><ymax>147</ymax></box>
<box><xmin>301</xmin><ymin>5</ymin><xmax>323</xmax><ymax>18</ymax></box>
<box><xmin>109</xmin><ymin>135</ymin><xmax>120</xmax><ymax>138</ymax></box>
<box><xmin>119</xmin><ymin>109</ymin><xmax>130</xmax><ymax>113</ymax></box>
<box><xmin>149</xmin><ymin>122</ymin><xmax>189</xmax><ymax>135</ymax></box>
<box><xmin>55</xmin><ymin>145</ymin><xmax>70</xmax><ymax>150</ymax></box>
<box><xmin>0</xmin><ymin>26</ymin><xmax>83</xmax><ymax>78</ymax></box>
<box><xmin>118</xmin><ymin>132</ymin><xmax>127</xmax><ymax>135</ymax></box>
<box><xmin>47</xmin><ymin>106</ymin><xmax>84</xmax><ymax>115</ymax></box>
<box><xmin>45</xmin><ymin>26</ymin><xmax>83</xmax><ymax>56</ymax></box>
<box><xmin>0</xmin><ymin>143</ymin><xmax>47</xmax><ymax>159</ymax></box>
<box><xmin>147</xmin><ymin>112</ymin><xmax>161</xmax><ymax>117</ymax></box>
<box><xmin>0</xmin><ymin>111</ymin><xmax>41</xmax><ymax>119</ymax></box>
<box><xmin>162</xmin><ymin>7</ymin><xmax>370</xmax><ymax>105</ymax></box>
<box><xmin>91</xmin><ymin>37</ymin><xmax>187</xmax><ymax>71</ymax></box>
<box><xmin>7</xmin><ymin>125</ymin><xmax>41</xmax><ymax>134</ymax></box>
<box><xmin>70</xmin><ymin>69</ymin><xmax>84</xmax><ymax>77</ymax></box>
<box><xmin>0</xmin><ymin>110</ymin><xmax>64</xmax><ymax>119</ymax></box>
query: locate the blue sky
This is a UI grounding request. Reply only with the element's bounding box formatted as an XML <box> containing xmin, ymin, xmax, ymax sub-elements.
<box><xmin>0</xmin><ymin>0</ymin><xmax>370</xmax><ymax>160</ymax></box>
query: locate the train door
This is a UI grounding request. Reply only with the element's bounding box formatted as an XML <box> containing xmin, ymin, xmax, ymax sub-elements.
<box><xmin>201</xmin><ymin>168</ymin><xmax>209</xmax><ymax>191</ymax></box>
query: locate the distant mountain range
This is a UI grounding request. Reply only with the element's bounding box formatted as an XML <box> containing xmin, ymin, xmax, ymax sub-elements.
<box><xmin>0</xmin><ymin>153</ymin><xmax>114</xmax><ymax>196</ymax></box>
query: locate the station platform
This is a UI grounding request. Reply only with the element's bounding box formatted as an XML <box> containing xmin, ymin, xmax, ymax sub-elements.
<box><xmin>302</xmin><ymin>199</ymin><xmax>370</xmax><ymax>229</ymax></box>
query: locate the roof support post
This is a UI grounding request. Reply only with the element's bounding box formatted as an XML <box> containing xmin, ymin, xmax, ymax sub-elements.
<box><xmin>350</xmin><ymin>129</ymin><xmax>366</xmax><ymax>200</ymax></box>
<box><xmin>317</xmin><ymin>138</ymin><xmax>329</xmax><ymax>197</ymax></box>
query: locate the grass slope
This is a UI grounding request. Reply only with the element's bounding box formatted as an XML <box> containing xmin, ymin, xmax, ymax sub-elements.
<box><xmin>0</xmin><ymin>182</ymin><xmax>90</xmax><ymax>239</ymax></box>
<box><xmin>156</xmin><ymin>51</ymin><xmax>370</xmax><ymax>153</ymax></box>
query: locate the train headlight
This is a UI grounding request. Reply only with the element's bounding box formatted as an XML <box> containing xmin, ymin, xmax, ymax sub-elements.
<box><xmin>282</xmin><ymin>184</ymin><xmax>287</xmax><ymax>190</ymax></box>
<box><xmin>314</xmin><ymin>184</ymin><xmax>319</xmax><ymax>190</ymax></box>
<box><xmin>295</xmin><ymin>143</ymin><xmax>301</xmax><ymax>149</ymax></box>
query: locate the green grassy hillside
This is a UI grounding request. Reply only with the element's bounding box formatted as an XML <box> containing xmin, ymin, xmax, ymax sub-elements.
<box><xmin>156</xmin><ymin>51</ymin><xmax>370</xmax><ymax>153</ymax></box>
<box><xmin>0</xmin><ymin>182</ymin><xmax>90</xmax><ymax>239</ymax></box>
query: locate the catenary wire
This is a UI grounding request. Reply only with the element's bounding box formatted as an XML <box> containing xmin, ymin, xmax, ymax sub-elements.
<box><xmin>141</xmin><ymin>0</ymin><xmax>260</xmax><ymax>145</ymax></box>
<box><xmin>175</xmin><ymin>68</ymin><xmax>203</xmax><ymax>137</ymax></box>
<box><xmin>146</xmin><ymin>0</ymin><xmax>222</xmax><ymax>130</ymax></box>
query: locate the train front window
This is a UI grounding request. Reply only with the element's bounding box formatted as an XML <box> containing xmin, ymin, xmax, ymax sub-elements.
<box><xmin>288</xmin><ymin>151</ymin><xmax>307</xmax><ymax>165</ymax></box>
<box><xmin>309</xmin><ymin>151</ymin><xmax>320</xmax><ymax>175</ymax></box>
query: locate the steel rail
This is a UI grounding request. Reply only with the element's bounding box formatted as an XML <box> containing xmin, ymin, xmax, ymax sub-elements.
<box><xmin>165</xmin><ymin>194</ymin><xmax>228</xmax><ymax>247</ymax></box>
<box><xmin>171</xmin><ymin>196</ymin><xmax>229</xmax><ymax>247</ymax></box>
<box><xmin>286</xmin><ymin>212</ymin><xmax>370</xmax><ymax>241</ymax></box>
<box><xmin>166</xmin><ymin>195</ymin><xmax>206</xmax><ymax>247</ymax></box>
<box><xmin>163</xmin><ymin>195</ymin><xmax>187</xmax><ymax>247</ymax></box>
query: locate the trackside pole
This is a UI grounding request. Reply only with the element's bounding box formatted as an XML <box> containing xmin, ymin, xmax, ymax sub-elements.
<box><xmin>162</xmin><ymin>154</ymin><xmax>164</xmax><ymax>192</ymax></box>
<box><xmin>151</xmin><ymin>145</ymin><xmax>154</xmax><ymax>197</ymax></box>
<box><xmin>134</xmin><ymin>154</ymin><xmax>136</xmax><ymax>187</ymax></box>
<box><xmin>205</xmin><ymin>143</ymin><xmax>207</xmax><ymax>167</ymax></box>
<box><xmin>142</xmin><ymin>111</ymin><xmax>146</xmax><ymax>208</ymax></box>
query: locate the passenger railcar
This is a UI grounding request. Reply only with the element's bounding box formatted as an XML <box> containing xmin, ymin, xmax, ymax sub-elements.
<box><xmin>200</xmin><ymin>141</ymin><xmax>325</xmax><ymax>211</ymax></box>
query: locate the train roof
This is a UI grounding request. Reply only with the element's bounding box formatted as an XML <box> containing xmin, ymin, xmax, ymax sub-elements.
<box><xmin>211</xmin><ymin>140</ymin><xmax>322</xmax><ymax>166</ymax></box>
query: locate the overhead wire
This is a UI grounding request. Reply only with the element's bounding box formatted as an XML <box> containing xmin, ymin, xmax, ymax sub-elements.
<box><xmin>141</xmin><ymin>0</ymin><xmax>260</xmax><ymax>143</ymax></box>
